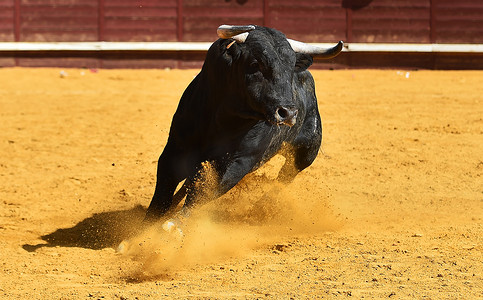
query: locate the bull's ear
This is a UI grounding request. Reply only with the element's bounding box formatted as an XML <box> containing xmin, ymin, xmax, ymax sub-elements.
<box><xmin>294</xmin><ymin>53</ymin><xmax>313</xmax><ymax>72</ymax></box>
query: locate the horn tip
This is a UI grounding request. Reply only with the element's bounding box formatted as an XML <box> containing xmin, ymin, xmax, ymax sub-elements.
<box><xmin>337</xmin><ymin>41</ymin><xmax>344</xmax><ymax>51</ymax></box>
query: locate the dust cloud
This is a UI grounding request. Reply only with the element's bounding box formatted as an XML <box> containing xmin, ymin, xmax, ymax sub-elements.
<box><xmin>118</xmin><ymin>155</ymin><xmax>339</xmax><ymax>278</ymax></box>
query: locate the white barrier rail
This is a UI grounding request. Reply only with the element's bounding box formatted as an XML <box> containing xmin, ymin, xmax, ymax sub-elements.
<box><xmin>0</xmin><ymin>42</ymin><xmax>482</xmax><ymax>53</ymax></box>
<box><xmin>342</xmin><ymin>43</ymin><xmax>483</xmax><ymax>53</ymax></box>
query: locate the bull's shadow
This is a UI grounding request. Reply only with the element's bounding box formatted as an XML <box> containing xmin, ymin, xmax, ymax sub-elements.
<box><xmin>22</xmin><ymin>205</ymin><xmax>146</xmax><ymax>252</ymax></box>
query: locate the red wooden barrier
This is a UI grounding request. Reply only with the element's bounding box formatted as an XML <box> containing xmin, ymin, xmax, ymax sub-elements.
<box><xmin>0</xmin><ymin>0</ymin><xmax>482</xmax><ymax>68</ymax></box>
<box><xmin>2</xmin><ymin>0</ymin><xmax>481</xmax><ymax>44</ymax></box>
<box><xmin>0</xmin><ymin>0</ymin><xmax>14</xmax><ymax>41</ymax></box>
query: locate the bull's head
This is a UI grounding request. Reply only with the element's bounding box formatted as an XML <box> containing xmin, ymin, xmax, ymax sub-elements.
<box><xmin>211</xmin><ymin>25</ymin><xmax>343</xmax><ymax>127</ymax></box>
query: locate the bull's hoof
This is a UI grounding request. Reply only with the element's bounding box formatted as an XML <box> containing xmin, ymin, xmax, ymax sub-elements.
<box><xmin>115</xmin><ymin>219</ymin><xmax>183</xmax><ymax>255</ymax></box>
<box><xmin>161</xmin><ymin>219</ymin><xmax>184</xmax><ymax>239</ymax></box>
<box><xmin>116</xmin><ymin>239</ymin><xmax>130</xmax><ymax>254</ymax></box>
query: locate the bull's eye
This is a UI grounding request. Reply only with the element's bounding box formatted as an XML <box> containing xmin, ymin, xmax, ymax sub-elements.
<box><xmin>247</xmin><ymin>61</ymin><xmax>260</xmax><ymax>74</ymax></box>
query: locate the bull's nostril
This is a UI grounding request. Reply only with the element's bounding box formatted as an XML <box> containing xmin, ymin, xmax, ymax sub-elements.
<box><xmin>277</xmin><ymin>107</ymin><xmax>289</xmax><ymax>119</ymax></box>
<box><xmin>275</xmin><ymin>106</ymin><xmax>298</xmax><ymax>126</ymax></box>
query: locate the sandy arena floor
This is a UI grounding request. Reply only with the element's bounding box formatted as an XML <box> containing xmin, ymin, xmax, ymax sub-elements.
<box><xmin>0</xmin><ymin>68</ymin><xmax>482</xmax><ymax>298</ymax></box>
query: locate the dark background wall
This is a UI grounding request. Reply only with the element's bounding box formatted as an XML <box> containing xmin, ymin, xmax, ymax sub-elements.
<box><xmin>1</xmin><ymin>0</ymin><xmax>482</xmax><ymax>68</ymax></box>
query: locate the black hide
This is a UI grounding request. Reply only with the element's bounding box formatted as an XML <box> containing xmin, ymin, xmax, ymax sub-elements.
<box><xmin>144</xmin><ymin>26</ymin><xmax>323</xmax><ymax>223</ymax></box>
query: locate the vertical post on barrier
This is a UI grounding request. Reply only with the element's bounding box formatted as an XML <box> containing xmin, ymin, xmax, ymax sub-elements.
<box><xmin>98</xmin><ymin>0</ymin><xmax>105</xmax><ymax>41</ymax></box>
<box><xmin>177</xmin><ymin>0</ymin><xmax>183</xmax><ymax>42</ymax></box>
<box><xmin>345</xmin><ymin>7</ymin><xmax>352</xmax><ymax>43</ymax></box>
<box><xmin>429</xmin><ymin>0</ymin><xmax>436</xmax><ymax>43</ymax></box>
<box><xmin>176</xmin><ymin>0</ymin><xmax>184</xmax><ymax>68</ymax></box>
<box><xmin>14</xmin><ymin>0</ymin><xmax>21</xmax><ymax>66</ymax></box>
<box><xmin>345</xmin><ymin>7</ymin><xmax>353</xmax><ymax>68</ymax></box>
<box><xmin>14</xmin><ymin>0</ymin><xmax>20</xmax><ymax>42</ymax></box>
<box><xmin>263</xmin><ymin>0</ymin><xmax>269</xmax><ymax>27</ymax></box>
<box><xmin>98</xmin><ymin>0</ymin><xmax>105</xmax><ymax>68</ymax></box>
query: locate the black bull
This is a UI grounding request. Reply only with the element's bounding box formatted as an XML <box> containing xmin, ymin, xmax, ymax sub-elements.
<box><xmin>144</xmin><ymin>25</ymin><xmax>343</xmax><ymax>225</ymax></box>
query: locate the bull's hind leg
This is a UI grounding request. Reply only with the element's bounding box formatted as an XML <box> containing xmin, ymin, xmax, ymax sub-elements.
<box><xmin>278</xmin><ymin>113</ymin><xmax>322</xmax><ymax>183</ymax></box>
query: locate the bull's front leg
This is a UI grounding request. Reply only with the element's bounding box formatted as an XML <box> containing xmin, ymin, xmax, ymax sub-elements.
<box><xmin>117</xmin><ymin>145</ymin><xmax>189</xmax><ymax>253</ymax></box>
<box><xmin>143</xmin><ymin>143</ymin><xmax>191</xmax><ymax>224</ymax></box>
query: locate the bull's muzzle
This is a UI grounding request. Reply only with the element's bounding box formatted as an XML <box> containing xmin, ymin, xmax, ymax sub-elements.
<box><xmin>275</xmin><ymin>106</ymin><xmax>298</xmax><ymax>127</ymax></box>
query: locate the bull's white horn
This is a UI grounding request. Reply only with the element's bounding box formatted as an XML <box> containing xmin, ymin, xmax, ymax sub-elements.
<box><xmin>288</xmin><ymin>39</ymin><xmax>344</xmax><ymax>59</ymax></box>
<box><xmin>217</xmin><ymin>25</ymin><xmax>255</xmax><ymax>43</ymax></box>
